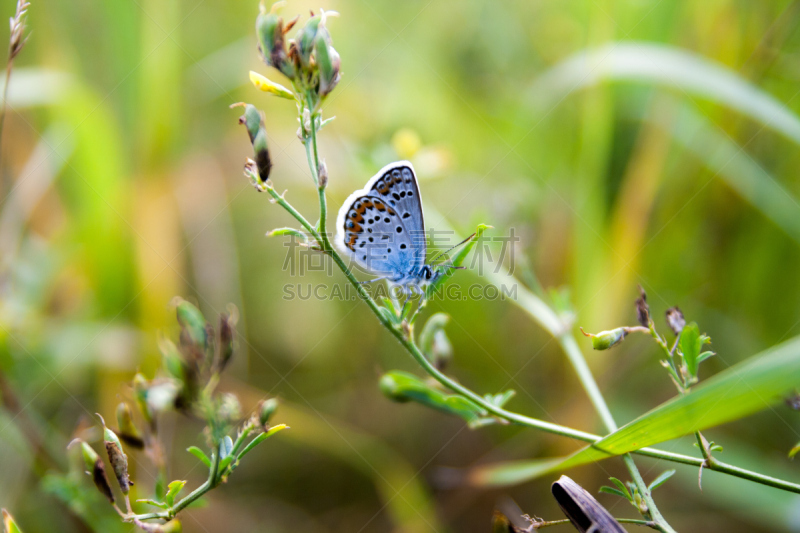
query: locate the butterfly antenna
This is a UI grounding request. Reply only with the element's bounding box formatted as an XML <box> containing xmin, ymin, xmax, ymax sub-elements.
<box><xmin>429</xmin><ymin>232</ymin><xmax>476</xmax><ymax>266</ymax></box>
<box><xmin>437</xmin><ymin>264</ymin><xmax>466</xmax><ymax>271</ymax></box>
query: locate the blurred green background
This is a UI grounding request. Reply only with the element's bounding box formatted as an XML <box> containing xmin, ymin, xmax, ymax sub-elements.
<box><xmin>3</xmin><ymin>0</ymin><xmax>800</xmax><ymax>531</ymax></box>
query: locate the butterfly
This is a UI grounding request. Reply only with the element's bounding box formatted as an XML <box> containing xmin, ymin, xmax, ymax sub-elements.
<box><xmin>335</xmin><ymin>161</ymin><xmax>466</xmax><ymax>293</ymax></box>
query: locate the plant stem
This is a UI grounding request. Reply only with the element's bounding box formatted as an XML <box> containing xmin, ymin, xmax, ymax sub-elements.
<box><xmin>557</xmin><ymin>334</ymin><xmax>674</xmax><ymax>532</ymax></box>
<box><xmin>136</xmin><ymin>443</ymin><xmax>221</xmax><ymax>522</ymax></box>
<box><xmin>254</xmin><ymin>104</ymin><xmax>800</xmax><ymax>500</ymax></box>
<box><xmin>261</xmin><ymin>167</ymin><xmax>800</xmax><ymax>495</ymax></box>
<box><xmin>531</xmin><ymin>518</ymin><xmax>656</xmax><ymax>529</ymax></box>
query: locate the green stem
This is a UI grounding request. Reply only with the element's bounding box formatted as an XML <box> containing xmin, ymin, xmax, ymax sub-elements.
<box><xmin>173</xmin><ymin>443</ymin><xmax>220</xmax><ymax>514</ymax></box>
<box><xmin>557</xmin><ymin>333</ymin><xmax>674</xmax><ymax>531</ymax></box>
<box><xmin>249</xmin><ymin>103</ymin><xmax>800</xmax><ymax>502</ymax></box>
<box><xmin>137</xmin><ymin>444</ymin><xmax>222</xmax><ymax>522</ymax></box>
<box><xmin>262</xmin><ymin>167</ymin><xmax>800</xmax><ymax>495</ymax></box>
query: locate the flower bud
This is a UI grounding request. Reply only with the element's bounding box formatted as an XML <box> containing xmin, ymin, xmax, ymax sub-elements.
<box><xmin>218</xmin><ymin>393</ymin><xmax>241</xmax><ymax>423</ymax></box>
<box><xmin>215</xmin><ymin>305</ymin><xmax>238</xmax><ymax>374</ymax></box>
<box><xmin>582</xmin><ymin>327</ymin><xmax>626</xmax><ymax>350</ymax></box>
<box><xmin>255</xmin><ymin>3</ymin><xmax>294</xmax><ymax>79</ymax></box>
<box><xmin>419</xmin><ymin>313</ymin><xmax>452</xmax><ymax>370</ymax></box>
<box><xmin>99</xmin><ymin>415</ymin><xmax>133</xmax><ymax>495</ymax></box>
<box><xmin>116</xmin><ymin>402</ymin><xmax>144</xmax><ymax>450</ymax></box>
<box><xmin>160</xmin><ymin>337</ymin><xmax>186</xmax><ymax>380</ymax></box>
<box><xmin>133</xmin><ymin>372</ymin><xmax>153</xmax><ymax>427</ymax></box>
<box><xmin>146</xmin><ymin>379</ymin><xmax>181</xmax><ymax>415</ymax></box>
<box><xmin>295</xmin><ymin>14</ymin><xmax>322</xmax><ymax>67</ymax></box>
<box><xmin>665</xmin><ymin>307</ymin><xmax>685</xmax><ymax>335</ymax></box>
<box><xmin>69</xmin><ymin>438</ymin><xmax>115</xmax><ymax>504</ymax></box>
<box><xmin>173</xmin><ymin>297</ymin><xmax>209</xmax><ymax>358</ymax></box>
<box><xmin>257</xmin><ymin>398</ymin><xmax>278</xmax><ymax>428</ymax></box>
<box><xmin>249</xmin><ymin>71</ymin><xmax>295</xmax><ymax>100</ymax></box>
<box><xmin>635</xmin><ymin>285</ymin><xmax>649</xmax><ymax>327</ymax></box>
<box><xmin>317</xmin><ymin>159</ymin><xmax>328</xmax><ymax>188</ymax></box>
<box><xmin>232</xmin><ymin>103</ymin><xmax>272</xmax><ymax>182</ymax></box>
<box><xmin>314</xmin><ymin>29</ymin><xmax>340</xmax><ymax>98</ymax></box>
<box><xmin>392</xmin><ymin>128</ymin><xmax>422</xmax><ymax>160</ymax></box>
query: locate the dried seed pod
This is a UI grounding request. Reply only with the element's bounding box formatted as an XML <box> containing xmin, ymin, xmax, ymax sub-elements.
<box><xmin>317</xmin><ymin>160</ymin><xmax>329</xmax><ymax>189</ymax></box>
<box><xmin>255</xmin><ymin>3</ymin><xmax>294</xmax><ymax>79</ymax></box>
<box><xmin>635</xmin><ymin>285</ymin><xmax>650</xmax><ymax>327</ymax></box>
<box><xmin>69</xmin><ymin>438</ymin><xmax>115</xmax><ymax>504</ymax></box>
<box><xmin>215</xmin><ymin>305</ymin><xmax>238</xmax><ymax>374</ymax></box>
<box><xmin>232</xmin><ymin>103</ymin><xmax>272</xmax><ymax>182</ymax></box>
<box><xmin>551</xmin><ymin>476</ymin><xmax>626</xmax><ymax>533</ymax></box>
<box><xmin>99</xmin><ymin>415</ymin><xmax>133</xmax><ymax>495</ymax></box>
<box><xmin>665</xmin><ymin>307</ymin><xmax>686</xmax><ymax>335</ymax></box>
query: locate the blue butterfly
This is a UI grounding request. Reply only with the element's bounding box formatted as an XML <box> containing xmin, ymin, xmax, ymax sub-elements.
<box><xmin>335</xmin><ymin>161</ymin><xmax>465</xmax><ymax>292</ymax></box>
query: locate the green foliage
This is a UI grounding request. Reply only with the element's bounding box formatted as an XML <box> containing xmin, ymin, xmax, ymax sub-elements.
<box><xmin>648</xmin><ymin>470</ymin><xmax>676</xmax><ymax>492</ymax></box>
<box><xmin>469</xmin><ymin>334</ymin><xmax>800</xmax><ymax>486</ymax></box>
<box><xmin>379</xmin><ymin>371</ymin><xmax>486</xmax><ymax>426</ymax></box>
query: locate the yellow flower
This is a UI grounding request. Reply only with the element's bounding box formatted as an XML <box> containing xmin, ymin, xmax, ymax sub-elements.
<box><xmin>249</xmin><ymin>71</ymin><xmax>296</xmax><ymax>100</ymax></box>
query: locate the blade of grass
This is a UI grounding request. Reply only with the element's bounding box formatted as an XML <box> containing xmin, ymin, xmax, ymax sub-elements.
<box><xmin>529</xmin><ymin>42</ymin><xmax>800</xmax><ymax>145</ymax></box>
<box><xmin>470</xmin><ymin>334</ymin><xmax>800</xmax><ymax>486</ymax></box>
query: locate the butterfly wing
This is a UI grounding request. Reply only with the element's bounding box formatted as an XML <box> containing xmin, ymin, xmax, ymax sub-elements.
<box><xmin>336</xmin><ymin>161</ymin><xmax>427</xmax><ymax>281</ymax></box>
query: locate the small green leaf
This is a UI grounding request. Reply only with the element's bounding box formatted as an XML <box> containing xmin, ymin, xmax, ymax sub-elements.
<box><xmin>710</xmin><ymin>444</ymin><xmax>724</xmax><ymax>452</ymax></box>
<box><xmin>697</xmin><ymin>351</ymin><xmax>715</xmax><ymax>365</ymax></box>
<box><xmin>680</xmin><ymin>322</ymin><xmax>702</xmax><ymax>378</ymax></box>
<box><xmin>237</xmin><ymin>424</ymin><xmax>289</xmax><ymax>460</ymax></box>
<box><xmin>378</xmin><ymin>306</ymin><xmax>399</xmax><ymax>325</ymax></box>
<box><xmin>267</xmin><ymin>227</ymin><xmax>308</xmax><ymax>242</ymax></box>
<box><xmin>609</xmin><ymin>477</ymin><xmax>632</xmax><ymax>501</ymax></box>
<box><xmin>319</xmin><ymin>116</ymin><xmax>336</xmax><ymax>129</ymax></box>
<box><xmin>187</xmin><ymin>446</ymin><xmax>211</xmax><ymax>467</ymax></box>
<box><xmin>165</xmin><ymin>480</ymin><xmax>186</xmax><ymax>507</ymax></box>
<box><xmin>426</xmin><ymin>224</ymin><xmax>491</xmax><ymax>299</ymax></box>
<box><xmin>485</xmin><ymin>389</ymin><xmax>516</xmax><ymax>408</ymax></box>
<box><xmin>380</xmin><ymin>297</ymin><xmax>399</xmax><ymax>317</ymax></box>
<box><xmin>648</xmin><ymin>469</ymin><xmax>676</xmax><ymax>491</ymax></box>
<box><xmin>379</xmin><ymin>371</ymin><xmax>486</xmax><ymax>424</ymax></box>
<box><xmin>137</xmin><ymin>499</ymin><xmax>168</xmax><ymax>509</ymax></box>
<box><xmin>598</xmin><ymin>486</ymin><xmax>628</xmax><ymax>499</ymax></box>
<box><xmin>789</xmin><ymin>442</ymin><xmax>800</xmax><ymax>459</ymax></box>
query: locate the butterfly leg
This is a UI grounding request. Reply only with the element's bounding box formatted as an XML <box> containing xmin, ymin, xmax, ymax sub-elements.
<box><xmin>358</xmin><ymin>275</ymin><xmax>390</xmax><ymax>285</ymax></box>
<box><xmin>400</xmin><ymin>298</ymin><xmax>410</xmax><ymax>318</ymax></box>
